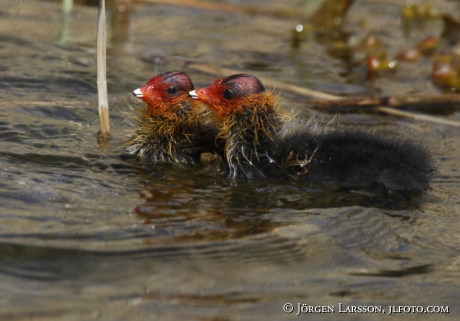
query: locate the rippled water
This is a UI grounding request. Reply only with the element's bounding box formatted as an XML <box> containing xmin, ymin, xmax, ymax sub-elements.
<box><xmin>1</xmin><ymin>0</ymin><xmax>460</xmax><ymax>320</ymax></box>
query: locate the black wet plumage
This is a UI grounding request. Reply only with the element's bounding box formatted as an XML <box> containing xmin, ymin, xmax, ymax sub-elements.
<box><xmin>274</xmin><ymin>124</ymin><xmax>433</xmax><ymax>192</ymax></box>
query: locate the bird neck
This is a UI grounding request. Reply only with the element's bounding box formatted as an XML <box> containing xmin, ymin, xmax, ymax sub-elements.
<box><xmin>220</xmin><ymin>93</ymin><xmax>284</xmax><ymax>177</ymax></box>
<box><xmin>221</xmin><ymin>93</ymin><xmax>282</xmax><ymax>144</ymax></box>
<box><xmin>129</xmin><ymin>100</ymin><xmax>204</xmax><ymax>155</ymax></box>
<box><xmin>144</xmin><ymin>100</ymin><xmax>205</xmax><ymax>134</ymax></box>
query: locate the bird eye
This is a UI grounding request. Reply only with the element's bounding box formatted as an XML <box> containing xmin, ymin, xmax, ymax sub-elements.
<box><xmin>223</xmin><ymin>89</ymin><xmax>234</xmax><ymax>100</ymax></box>
<box><xmin>167</xmin><ymin>86</ymin><xmax>177</xmax><ymax>95</ymax></box>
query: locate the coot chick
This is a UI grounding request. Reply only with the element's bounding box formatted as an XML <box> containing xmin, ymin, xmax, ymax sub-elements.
<box><xmin>190</xmin><ymin>74</ymin><xmax>289</xmax><ymax>179</ymax></box>
<box><xmin>126</xmin><ymin>71</ymin><xmax>217</xmax><ymax>164</ymax></box>
<box><xmin>190</xmin><ymin>74</ymin><xmax>434</xmax><ymax>192</ymax></box>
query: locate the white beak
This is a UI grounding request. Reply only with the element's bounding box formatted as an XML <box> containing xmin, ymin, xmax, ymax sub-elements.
<box><xmin>189</xmin><ymin>90</ymin><xmax>198</xmax><ymax>99</ymax></box>
<box><xmin>133</xmin><ymin>88</ymin><xmax>143</xmax><ymax>98</ymax></box>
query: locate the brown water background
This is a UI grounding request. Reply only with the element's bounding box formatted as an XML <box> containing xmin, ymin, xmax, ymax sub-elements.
<box><xmin>0</xmin><ymin>0</ymin><xmax>460</xmax><ymax>320</ymax></box>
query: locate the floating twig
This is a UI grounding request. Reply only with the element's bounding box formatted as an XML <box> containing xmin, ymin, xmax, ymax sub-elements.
<box><xmin>374</xmin><ymin>107</ymin><xmax>460</xmax><ymax>127</ymax></box>
<box><xmin>306</xmin><ymin>95</ymin><xmax>460</xmax><ymax>110</ymax></box>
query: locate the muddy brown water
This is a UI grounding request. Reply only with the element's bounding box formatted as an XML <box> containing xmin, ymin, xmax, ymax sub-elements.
<box><xmin>0</xmin><ymin>0</ymin><xmax>459</xmax><ymax>320</ymax></box>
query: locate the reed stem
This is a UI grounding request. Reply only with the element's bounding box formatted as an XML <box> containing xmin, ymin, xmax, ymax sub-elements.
<box><xmin>97</xmin><ymin>0</ymin><xmax>111</xmax><ymax>140</ymax></box>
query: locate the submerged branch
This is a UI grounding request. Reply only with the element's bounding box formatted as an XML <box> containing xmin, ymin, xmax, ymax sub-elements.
<box><xmin>97</xmin><ymin>0</ymin><xmax>111</xmax><ymax>140</ymax></box>
<box><xmin>307</xmin><ymin>95</ymin><xmax>460</xmax><ymax>110</ymax></box>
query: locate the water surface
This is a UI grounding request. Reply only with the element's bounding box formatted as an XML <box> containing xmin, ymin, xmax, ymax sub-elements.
<box><xmin>1</xmin><ymin>0</ymin><xmax>460</xmax><ymax>320</ymax></box>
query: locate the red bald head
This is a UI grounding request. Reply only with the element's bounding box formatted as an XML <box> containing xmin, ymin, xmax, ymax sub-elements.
<box><xmin>189</xmin><ymin>74</ymin><xmax>266</xmax><ymax>118</ymax></box>
<box><xmin>133</xmin><ymin>71</ymin><xmax>194</xmax><ymax>112</ymax></box>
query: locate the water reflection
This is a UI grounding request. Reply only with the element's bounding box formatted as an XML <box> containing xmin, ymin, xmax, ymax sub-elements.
<box><xmin>128</xmin><ymin>161</ymin><xmax>428</xmax><ymax>247</ymax></box>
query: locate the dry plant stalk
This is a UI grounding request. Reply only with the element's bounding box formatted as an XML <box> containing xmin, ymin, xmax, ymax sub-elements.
<box><xmin>97</xmin><ymin>0</ymin><xmax>111</xmax><ymax>139</ymax></box>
